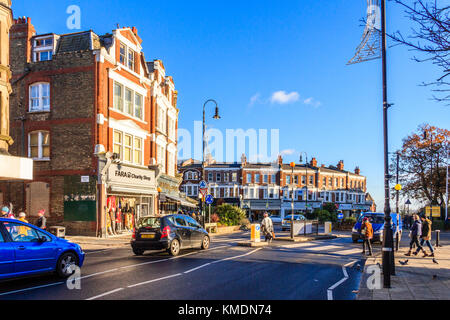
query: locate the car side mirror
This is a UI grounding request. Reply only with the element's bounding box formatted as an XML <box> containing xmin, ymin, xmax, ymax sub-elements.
<box><xmin>38</xmin><ymin>237</ymin><xmax>47</xmax><ymax>243</ymax></box>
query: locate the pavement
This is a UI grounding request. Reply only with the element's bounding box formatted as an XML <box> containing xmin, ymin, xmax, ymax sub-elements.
<box><xmin>357</xmin><ymin>232</ymin><xmax>450</xmax><ymax>300</ymax></box>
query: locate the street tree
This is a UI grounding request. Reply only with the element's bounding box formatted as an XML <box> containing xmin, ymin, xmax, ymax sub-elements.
<box><xmin>391</xmin><ymin>124</ymin><xmax>450</xmax><ymax>207</ymax></box>
<box><xmin>390</xmin><ymin>0</ymin><xmax>450</xmax><ymax>104</ymax></box>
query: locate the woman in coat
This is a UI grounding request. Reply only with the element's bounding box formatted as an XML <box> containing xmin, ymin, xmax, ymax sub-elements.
<box><xmin>361</xmin><ymin>217</ymin><xmax>373</xmax><ymax>256</ymax></box>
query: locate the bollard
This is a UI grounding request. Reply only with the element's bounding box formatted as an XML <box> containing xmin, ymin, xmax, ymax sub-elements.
<box><xmin>395</xmin><ymin>232</ymin><xmax>400</xmax><ymax>252</ymax></box>
<box><xmin>435</xmin><ymin>230</ymin><xmax>440</xmax><ymax>248</ymax></box>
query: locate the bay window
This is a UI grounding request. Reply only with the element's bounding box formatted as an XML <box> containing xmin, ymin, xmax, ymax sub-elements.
<box><xmin>113</xmin><ymin>81</ymin><xmax>144</xmax><ymax>120</ymax></box>
<box><xmin>113</xmin><ymin>130</ymin><xmax>143</xmax><ymax>165</ymax></box>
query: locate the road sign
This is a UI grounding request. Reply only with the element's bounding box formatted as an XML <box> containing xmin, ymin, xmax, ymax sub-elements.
<box><xmin>205</xmin><ymin>194</ymin><xmax>214</xmax><ymax>205</ymax></box>
<box><xmin>337</xmin><ymin>212</ymin><xmax>344</xmax><ymax>220</ymax></box>
<box><xmin>199</xmin><ymin>180</ymin><xmax>208</xmax><ymax>190</ymax></box>
<box><xmin>200</xmin><ymin>189</ymin><xmax>208</xmax><ymax>200</ymax></box>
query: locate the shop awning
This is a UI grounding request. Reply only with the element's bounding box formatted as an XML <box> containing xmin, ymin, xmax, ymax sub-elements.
<box><xmin>109</xmin><ymin>185</ymin><xmax>158</xmax><ymax>196</ymax></box>
<box><xmin>163</xmin><ymin>194</ymin><xmax>198</xmax><ymax>208</ymax></box>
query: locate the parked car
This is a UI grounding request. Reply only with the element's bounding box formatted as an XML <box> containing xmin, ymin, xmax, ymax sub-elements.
<box><xmin>269</xmin><ymin>215</ymin><xmax>282</xmax><ymax>225</ymax></box>
<box><xmin>131</xmin><ymin>214</ymin><xmax>210</xmax><ymax>256</ymax></box>
<box><xmin>0</xmin><ymin>218</ymin><xmax>85</xmax><ymax>281</ymax></box>
<box><xmin>352</xmin><ymin>212</ymin><xmax>403</xmax><ymax>243</ymax></box>
<box><xmin>281</xmin><ymin>214</ymin><xmax>306</xmax><ymax>231</ymax></box>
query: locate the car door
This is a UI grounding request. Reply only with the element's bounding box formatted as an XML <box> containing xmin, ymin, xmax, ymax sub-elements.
<box><xmin>185</xmin><ymin>216</ymin><xmax>204</xmax><ymax>247</ymax></box>
<box><xmin>173</xmin><ymin>215</ymin><xmax>191</xmax><ymax>248</ymax></box>
<box><xmin>3</xmin><ymin>221</ymin><xmax>58</xmax><ymax>275</ymax></box>
<box><xmin>0</xmin><ymin>223</ymin><xmax>15</xmax><ymax>279</ymax></box>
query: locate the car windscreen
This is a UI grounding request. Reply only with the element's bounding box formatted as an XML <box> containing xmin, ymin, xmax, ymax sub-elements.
<box><xmin>137</xmin><ymin>217</ymin><xmax>161</xmax><ymax>228</ymax></box>
<box><xmin>358</xmin><ymin>215</ymin><xmax>384</xmax><ymax>224</ymax></box>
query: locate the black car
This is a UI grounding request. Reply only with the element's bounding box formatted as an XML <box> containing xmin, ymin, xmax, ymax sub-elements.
<box><xmin>131</xmin><ymin>214</ymin><xmax>210</xmax><ymax>256</ymax></box>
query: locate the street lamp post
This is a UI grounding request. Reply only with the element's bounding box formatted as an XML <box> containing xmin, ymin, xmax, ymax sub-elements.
<box><xmin>202</xmin><ymin>99</ymin><xmax>220</xmax><ymax>228</ymax></box>
<box><xmin>290</xmin><ymin>162</ymin><xmax>295</xmax><ymax>239</ymax></box>
<box><xmin>299</xmin><ymin>153</ymin><xmax>308</xmax><ymax>216</ymax></box>
<box><xmin>380</xmin><ymin>0</ymin><xmax>394</xmax><ymax>288</ymax></box>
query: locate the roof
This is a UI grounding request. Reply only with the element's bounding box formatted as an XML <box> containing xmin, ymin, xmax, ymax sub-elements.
<box><xmin>56</xmin><ymin>31</ymin><xmax>94</xmax><ymax>53</ymax></box>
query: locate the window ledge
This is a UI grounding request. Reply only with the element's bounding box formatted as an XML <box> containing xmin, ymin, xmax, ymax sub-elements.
<box><xmin>28</xmin><ymin>110</ymin><xmax>51</xmax><ymax>114</ymax></box>
<box><xmin>32</xmin><ymin>158</ymin><xmax>50</xmax><ymax>162</ymax></box>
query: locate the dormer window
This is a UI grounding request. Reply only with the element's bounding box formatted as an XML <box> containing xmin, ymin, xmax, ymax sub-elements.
<box><xmin>119</xmin><ymin>42</ymin><xmax>136</xmax><ymax>71</ymax></box>
<box><xmin>33</xmin><ymin>36</ymin><xmax>54</xmax><ymax>62</ymax></box>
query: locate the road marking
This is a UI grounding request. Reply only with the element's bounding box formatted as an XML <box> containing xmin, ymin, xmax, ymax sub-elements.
<box><xmin>0</xmin><ymin>281</ymin><xmax>65</xmax><ymax>296</ymax></box>
<box><xmin>327</xmin><ymin>260</ymin><xmax>358</xmax><ymax>300</ymax></box>
<box><xmin>128</xmin><ymin>273</ymin><xmax>183</xmax><ymax>288</ymax></box>
<box><xmin>86</xmin><ymin>288</ymin><xmax>124</xmax><ymax>300</ymax></box>
<box><xmin>0</xmin><ymin>245</ymin><xmax>231</xmax><ymax>297</ymax></box>
<box><xmin>184</xmin><ymin>263</ymin><xmax>212</xmax><ymax>274</ymax></box>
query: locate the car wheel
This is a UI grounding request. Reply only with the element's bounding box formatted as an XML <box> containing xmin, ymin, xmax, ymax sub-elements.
<box><xmin>168</xmin><ymin>239</ymin><xmax>180</xmax><ymax>256</ymax></box>
<box><xmin>56</xmin><ymin>252</ymin><xmax>79</xmax><ymax>278</ymax></box>
<box><xmin>201</xmin><ymin>235</ymin><xmax>210</xmax><ymax>250</ymax></box>
<box><xmin>133</xmin><ymin>248</ymin><xmax>144</xmax><ymax>256</ymax></box>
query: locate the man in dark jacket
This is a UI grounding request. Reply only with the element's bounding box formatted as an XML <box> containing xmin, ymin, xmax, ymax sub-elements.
<box><xmin>405</xmin><ymin>214</ymin><xmax>423</xmax><ymax>256</ymax></box>
<box><xmin>418</xmin><ymin>214</ymin><xmax>435</xmax><ymax>257</ymax></box>
<box><xmin>36</xmin><ymin>209</ymin><xmax>47</xmax><ymax>230</ymax></box>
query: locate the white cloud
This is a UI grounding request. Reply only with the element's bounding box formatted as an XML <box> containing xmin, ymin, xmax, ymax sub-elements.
<box><xmin>280</xmin><ymin>149</ymin><xmax>296</xmax><ymax>156</ymax></box>
<box><xmin>248</xmin><ymin>93</ymin><xmax>261</xmax><ymax>106</ymax></box>
<box><xmin>303</xmin><ymin>97</ymin><xmax>322</xmax><ymax>108</ymax></box>
<box><xmin>270</xmin><ymin>91</ymin><xmax>300</xmax><ymax>105</ymax></box>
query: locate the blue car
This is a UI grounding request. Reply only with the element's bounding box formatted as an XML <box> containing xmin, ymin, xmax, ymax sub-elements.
<box><xmin>0</xmin><ymin>218</ymin><xmax>85</xmax><ymax>281</ymax></box>
<box><xmin>352</xmin><ymin>212</ymin><xmax>403</xmax><ymax>243</ymax></box>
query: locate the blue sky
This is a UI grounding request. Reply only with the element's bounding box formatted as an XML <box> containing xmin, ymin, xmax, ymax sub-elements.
<box><xmin>11</xmin><ymin>0</ymin><xmax>450</xmax><ymax>210</ymax></box>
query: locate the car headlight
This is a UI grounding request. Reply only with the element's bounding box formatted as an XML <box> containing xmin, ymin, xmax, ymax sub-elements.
<box><xmin>352</xmin><ymin>228</ymin><xmax>358</xmax><ymax>233</ymax></box>
<box><xmin>374</xmin><ymin>229</ymin><xmax>383</xmax><ymax>234</ymax></box>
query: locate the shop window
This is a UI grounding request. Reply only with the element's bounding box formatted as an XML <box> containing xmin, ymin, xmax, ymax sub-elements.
<box><xmin>29</xmin><ymin>83</ymin><xmax>50</xmax><ymax>112</ymax></box>
<box><xmin>29</xmin><ymin>131</ymin><xmax>50</xmax><ymax>160</ymax></box>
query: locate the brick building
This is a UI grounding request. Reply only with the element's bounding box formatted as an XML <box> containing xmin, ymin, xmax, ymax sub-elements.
<box><xmin>178</xmin><ymin>154</ymin><xmax>375</xmax><ymax>220</ymax></box>
<box><xmin>1</xmin><ymin>17</ymin><xmax>192</xmax><ymax>236</ymax></box>
<box><xmin>0</xmin><ymin>2</ymin><xmax>33</xmax><ymax>186</ymax></box>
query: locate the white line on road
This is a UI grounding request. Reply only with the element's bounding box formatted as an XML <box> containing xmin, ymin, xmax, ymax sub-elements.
<box><xmin>327</xmin><ymin>260</ymin><xmax>358</xmax><ymax>300</ymax></box>
<box><xmin>0</xmin><ymin>281</ymin><xmax>65</xmax><ymax>296</ymax></box>
<box><xmin>0</xmin><ymin>245</ymin><xmax>231</xmax><ymax>297</ymax></box>
<box><xmin>86</xmin><ymin>288</ymin><xmax>125</xmax><ymax>300</ymax></box>
<box><xmin>127</xmin><ymin>273</ymin><xmax>183</xmax><ymax>288</ymax></box>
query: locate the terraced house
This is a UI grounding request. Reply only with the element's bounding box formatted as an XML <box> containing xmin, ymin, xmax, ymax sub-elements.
<box><xmin>179</xmin><ymin>155</ymin><xmax>376</xmax><ymax>220</ymax></box>
<box><xmin>2</xmin><ymin>17</ymin><xmax>192</xmax><ymax>236</ymax></box>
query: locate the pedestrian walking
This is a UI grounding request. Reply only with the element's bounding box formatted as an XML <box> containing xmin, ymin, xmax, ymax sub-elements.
<box><xmin>418</xmin><ymin>214</ymin><xmax>435</xmax><ymax>257</ymax></box>
<box><xmin>1</xmin><ymin>206</ymin><xmax>14</xmax><ymax>219</ymax></box>
<box><xmin>36</xmin><ymin>209</ymin><xmax>47</xmax><ymax>230</ymax></box>
<box><xmin>361</xmin><ymin>217</ymin><xmax>373</xmax><ymax>256</ymax></box>
<box><xmin>17</xmin><ymin>212</ymin><xmax>29</xmax><ymax>236</ymax></box>
<box><xmin>405</xmin><ymin>214</ymin><xmax>424</xmax><ymax>256</ymax></box>
<box><xmin>261</xmin><ymin>212</ymin><xmax>274</xmax><ymax>243</ymax></box>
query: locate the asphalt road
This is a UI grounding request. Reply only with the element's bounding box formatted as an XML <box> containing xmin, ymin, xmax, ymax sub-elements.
<box><xmin>0</xmin><ymin>228</ymin><xmax>368</xmax><ymax>300</ymax></box>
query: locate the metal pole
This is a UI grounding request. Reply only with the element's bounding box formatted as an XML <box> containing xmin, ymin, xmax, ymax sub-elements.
<box><xmin>446</xmin><ymin>144</ymin><xmax>448</xmax><ymax>222</ymax></box>
<box><xmin>381</xmin><ymin>0</ymin><xmax>394</xmax><ymax>287</ymax></box>
<box><xmin>305</xmin><ymin>156</ymin><xmax>308</xmax><ymax>216</ymax></box>
<box><xmin>291</xmin><ymin>166</ymin><xmax>294</xmax><ymax>239</ymax></box>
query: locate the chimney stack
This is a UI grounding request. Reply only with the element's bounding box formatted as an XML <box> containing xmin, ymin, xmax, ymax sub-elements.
<box><xmin>337</xmin><ymin>160</ymin><xmax>344</xmax><ymax>171</ymax></box>
<box><xmin>355</xmin><ymin>167</ymin><xmax>361</xmax><ymax>175</ymax></box>
<box><xmin>310</xmin><ymin>157</ymin><xmax>318</xmax><ymax>167</ymax></box>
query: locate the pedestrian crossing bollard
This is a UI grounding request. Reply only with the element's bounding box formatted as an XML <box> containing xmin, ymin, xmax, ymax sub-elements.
<box><xmin>251</xmin><ymin>224</ymin><xmax>261</xmax><ymax>243</ymax></box>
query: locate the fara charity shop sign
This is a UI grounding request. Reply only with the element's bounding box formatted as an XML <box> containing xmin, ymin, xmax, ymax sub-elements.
<box><xmin>107</xmin><ymin>164</ymin><xmax>156</xmax><ymax>188</ymax></box>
